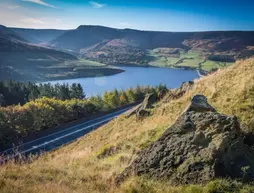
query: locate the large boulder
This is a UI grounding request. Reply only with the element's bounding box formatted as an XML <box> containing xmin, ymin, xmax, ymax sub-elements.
<box><xmin>117</xmin><ymin>95</ymin><xmax>254</xmax><ymax>185</ymax></box>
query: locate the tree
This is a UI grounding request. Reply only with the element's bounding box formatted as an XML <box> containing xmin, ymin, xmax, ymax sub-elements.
<box><xmin>89</xmin><ymin>94</ymin><xmax>104</xmax><ymax>110</ymax></box>
<box><xmin>39</xmin><ymin>83</ymin><xmax>54</xmax><ymax>98</ymax></box>
<box><xmin>58</xmin><ymin>84</ymin><xmax>71</xmax><ymax>100</ymax></box>
<box><xmin>134</xmin><ymin>85</ymin><xmax>144</xmax><ymax>101</ymax></box>
<box><xmin>111</xmin><ymin>89</ymin><xmax>120</xmax><ymax>107</ymax></box>
<box><xmin>126</xmin><ymin>88</ymin><xmax>135</xmax><ymax>103</ymax></box>
<box><xmin>0</xmin><ymin>93</ymin><xmax>5</xmax><ymax>106</ymax></box>
<box><xmin>70</xmin><ymin>83</ymin><xmax>85</xmax><ymax>99</ymax></box>
<box><xmin>27</xmin><ymin>83</ymin><xmax>40</xmax><ymax>101</ymax></box>
<box><xmin>119</xmin><ymin>90</ymin><xmax>129</xmax><ymax>105</ymax></box>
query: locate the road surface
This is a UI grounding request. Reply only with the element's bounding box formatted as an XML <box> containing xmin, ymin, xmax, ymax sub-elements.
<box><xmin>0</xmin><ymin>106</ymin><xmax>132</xmax><ymax>162</ymax></box>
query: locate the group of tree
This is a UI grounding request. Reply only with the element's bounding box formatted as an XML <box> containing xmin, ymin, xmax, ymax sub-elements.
<box><xmin>0</xmin><ymin>80</ymin><xmax>84</xmax><ymax>106</ymax></box>
<box><xmin>90</xmin><ymin>84</ymin><xmax>168</xmax><ymax>110</ymax></box>
<box><xmin>0</xmin><ymin>82</ymin><xmax>167</xmax><ymax>149</ymax></box>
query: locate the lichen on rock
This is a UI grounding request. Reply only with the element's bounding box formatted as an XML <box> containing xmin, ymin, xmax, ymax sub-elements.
<box><xmin>116</xmin><ymin>95</ymin><xmax>254</xmax><ymax>185</ymax></box>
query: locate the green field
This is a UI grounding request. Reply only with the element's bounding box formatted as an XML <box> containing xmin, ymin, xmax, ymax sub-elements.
<box><xmin>146</xmin><ymin>49</ymin><xmax>233</xmax><ymax>72</ymax></box>
<box><xmin>201</xmin><ymin>60</ymin><xmax>233</xmax><ymax>71</ymax></box>
<box><xmin>49</xmin><ymin>58</ymin><xmax>106</xmax><ymax>69</ymax></box>
<box><xmin>43</xmin><ymin>58</ymin><xmax>123</xmax><ymax>80</ymax></box>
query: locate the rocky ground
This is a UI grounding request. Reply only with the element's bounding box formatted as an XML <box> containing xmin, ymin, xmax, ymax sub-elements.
<box><xmin>117</xmin><ymin>95</ymin><xmax>254</xmax><ymax>185</ymax></box>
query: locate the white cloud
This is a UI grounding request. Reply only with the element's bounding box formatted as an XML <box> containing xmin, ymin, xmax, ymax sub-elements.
<box><xmin>20</xmin><ymin>17</ymin><xmax>64</xmax><ymax>26</ymax></box>
<box><xmin>120</xmin><ymin>22</ymin><xmax>131</xmax><ymax>27</ymax></box>
<box><xmin>20</xmin><ymin>17</ymin><xmax>46</xmax><ymax>24</ymax></box>
<box><xmin>22</xmin><ymin>0</ymin><xmax>55</xmax><ymax>8</ymax></box>
<box><xmin>89</xmin><ymin>1</ymin><xmax>106</xmax><ymax>8</ymax></box>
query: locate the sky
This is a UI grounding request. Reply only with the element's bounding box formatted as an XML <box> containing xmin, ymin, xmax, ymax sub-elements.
<box><xmin>0</xmin><ymin>0</ymin><xmax>254</xmax><ymax>31</ymax></box>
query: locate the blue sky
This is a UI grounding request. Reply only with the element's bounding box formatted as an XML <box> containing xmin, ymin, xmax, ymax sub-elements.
<box><xmin>0</xmin><ymin>0</ymin><xmax>253</xmax><ymax>31</ymax></box>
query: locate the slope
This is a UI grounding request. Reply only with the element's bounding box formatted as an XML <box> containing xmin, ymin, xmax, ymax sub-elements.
<box><xmin>0</xmin><ymin>58</ymin><xmax>253</xmax><ymax>193</ymax></box>
<box><xmin>0</xmin><ymin>28</ymin><xmax>77</xmax><ymax>81</ymax></box>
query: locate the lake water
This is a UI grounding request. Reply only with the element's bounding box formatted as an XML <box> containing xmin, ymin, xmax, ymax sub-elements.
<box><xmin>47</xmin><ymin>66</ymin><xmax>199</xmax><ymax>97</ymax></box>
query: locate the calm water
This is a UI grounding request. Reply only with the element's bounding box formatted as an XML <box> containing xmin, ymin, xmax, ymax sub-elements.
<box><xmin>47</xmin><ymin>66</ymin><xmax>199</xmax><ymax>97</ymax></box>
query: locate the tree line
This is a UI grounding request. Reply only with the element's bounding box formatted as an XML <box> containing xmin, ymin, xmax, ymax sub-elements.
<box><xmin>0</xmin><ymin>80</ymin><xmax>84</xmax><ymax>106</ymax></box>
<box><xmin>0</xmin><ymin>83</ymin><xmax>168</xmax><ymax>149</ymax></box>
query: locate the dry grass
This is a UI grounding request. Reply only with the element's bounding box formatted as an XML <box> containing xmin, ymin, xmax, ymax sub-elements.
<box><xmin>0</xmin><ymin>58</ymin><xmax>253</xmax><ymax>193</ymax></box>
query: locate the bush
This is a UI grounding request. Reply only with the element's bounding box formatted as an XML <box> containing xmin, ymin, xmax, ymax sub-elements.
<box><xmin>0</xmin><ymin>85</ymin><xmax>168</xmax><ymax>149</ymax></box>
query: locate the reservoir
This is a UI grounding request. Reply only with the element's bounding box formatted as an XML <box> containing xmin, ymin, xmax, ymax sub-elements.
<box><xmin>47</xmin><ymin>66</ymin><xmax>199</xmax><ymax>96</ymax></box>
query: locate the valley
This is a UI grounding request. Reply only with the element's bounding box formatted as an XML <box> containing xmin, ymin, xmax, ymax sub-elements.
<box><xmin>1</xmin><ymin>25</ymin><xmax>253</xmax><ymax>82</ymax></box>
<box><xmin>48</xmin><ymin>26</ymin><xmax>254</xmax><ymax>73</ymax></box>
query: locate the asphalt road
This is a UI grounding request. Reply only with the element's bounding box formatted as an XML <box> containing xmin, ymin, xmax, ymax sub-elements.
<box><xmin>0</xmin><ymin>106</ymin><xmax>132</xmax><ymax>162</ymax></box>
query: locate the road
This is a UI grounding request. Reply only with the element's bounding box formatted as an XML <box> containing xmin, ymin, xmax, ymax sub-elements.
<box><xmin>0</xmin><ymin>106</ymin><xmax>132</xmax><ymax>162</ymax></box>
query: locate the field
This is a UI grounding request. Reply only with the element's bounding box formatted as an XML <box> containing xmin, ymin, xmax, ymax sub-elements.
<box><xmin>147</xmin><ymin>49</ymin><xmax>233</xmax><ymax>72</ymax></box>
<box><xmin>201</xmin><ymin>60</ymin><xmax>233</xmax><ymax>71</ymax></box>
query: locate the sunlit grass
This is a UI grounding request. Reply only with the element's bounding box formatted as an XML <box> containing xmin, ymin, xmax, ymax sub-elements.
<box><xmin>0</xmin><ymin>58</ymin><xmax>253</xmax><ymax>192</ymax></box>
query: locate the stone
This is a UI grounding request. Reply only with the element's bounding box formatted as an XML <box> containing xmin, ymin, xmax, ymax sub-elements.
<box><xmin>163</xmin><ymin>81</ymin><xmax>194</xmax><ymax>102</ymax></box>
<box><xmin>116</xmin><ymin>95</ymin><xmax>254</xmax><ymax>185</ymax></box>
<box><xmin>125</xmin><ymin>93</ymin><xmax>155</xmax><ymax>119</ymax></box>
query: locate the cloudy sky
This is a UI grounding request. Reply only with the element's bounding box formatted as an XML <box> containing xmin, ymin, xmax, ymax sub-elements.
<box><xmin>0</xmin><ymin>0</ymin><xmax>254</xmax><ymax>31</ymax></box>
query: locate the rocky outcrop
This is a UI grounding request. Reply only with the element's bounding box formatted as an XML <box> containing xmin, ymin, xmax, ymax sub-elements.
<box><xmin>117</xmin><ymin>95</ymin><xmax>254</xmax><ymax>185</ymax></box>
<box><xmin>163</xmin><ymin>81</ymin><xmax>194</xmax><ymax>103</ymax></box>
<box><xmin>125</xmin><ymin>93</ymin><xmax>156</xmax><ymax>119</ymax></box>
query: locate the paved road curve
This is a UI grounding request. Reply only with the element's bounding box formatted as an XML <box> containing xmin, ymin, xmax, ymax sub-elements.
<box><xmin>0</xmin><ymin>106</ymin><xmax>132</xmax><ymax>162</ymax></box>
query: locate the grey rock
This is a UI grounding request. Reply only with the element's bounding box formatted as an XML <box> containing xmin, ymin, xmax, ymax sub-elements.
<box><xmin>163</xmin><ymin>81</ymin><xmax>194</xmax><ymax>103</ymax></box>
<box><xmin>116</xmin><ymin>95</ymin><xmax>254</xmax><ymax>185</ymax></box>
<box><xmin>125</xmin><ymin>93</ymin><xmax>155</xmax><ymax>119</ymax></box>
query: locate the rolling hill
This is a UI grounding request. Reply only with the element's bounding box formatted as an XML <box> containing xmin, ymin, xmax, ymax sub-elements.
<box><xmin>46</xmin><ymin>25</ymin><xmax>254</xmax><ymax>70</ymax></box>
<box><xmin>0</xmin><ymin>25</ymin><xmax>77</xmax><ymax>81</ymax></box>
<box><xmin>0</xmin><ymin>25</ymin><xmax>124</xmax><ymax>81</ymax></box>
<box><xmin>1</xmin><ymin>24</ymin><xmax>254</xmax><ymax>80</ymax></box>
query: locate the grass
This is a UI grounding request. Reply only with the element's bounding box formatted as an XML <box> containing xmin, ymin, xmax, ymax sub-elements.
<box><xmin>0</xmin><ymin>58</ymin><xmax>253</xmax><ymax>192</ymax></box>
<box><xmin>147</xmin><ymin>49</ymin><xmax>233</xmax><ymax>72</ymax></box>
<box><xmin>120</xmin><ymin>177</ymin><xmax>254</xmax><ymax>193</ymax></box>
<box><xmin>0</xmin><ymin>50</ymin><xmax>120</xmax><ymax>81</ymax></box>
<box><xmin>201</xmin><ymin>60</ymin><xmax>233</xmax><ymax>71</ymax></box>
<box><xmin>41</xmin><ymin>58</ymin><xmax>124</xmax><ymax>80</ymax></box>
<box><xmin>146</xmin><ymin>50</ymin><xmax>180</xmax><ymax>67</ymax></box>
<box><xmin>61</xmin><ymin>58</ymin><xmax>107</xmax><ymax>68</ymax></box>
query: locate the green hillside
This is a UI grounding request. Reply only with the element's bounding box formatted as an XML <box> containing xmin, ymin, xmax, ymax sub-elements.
<box><xmin>0</xmin><ymin>58</ymin><xmax>253</xmax><ymax>192</ymax></box>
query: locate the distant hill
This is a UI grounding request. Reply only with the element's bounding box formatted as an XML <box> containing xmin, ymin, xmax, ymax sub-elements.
<box><xmin>47</xmin><ymin>25</ymin><xmax>254</xmax><ymax>66</ymax></box>
<box><xmin>0</xmin><ymin>25</ymin><xmax>77</xmax><ymax>81</ymax></box>
<box><xmin>0</xmin><ymin>25</ymin><xmax>26</xmax><ymax>42</ymax></box>
<box><xmin>50</xmin><ymin>25</ymin><xmax>190</xmax><ymax>51</ymax></box>
<box><xmin>2</xmin><ymin>25</ymin><xmax>254</xmax><ymax>79</ymax></box>
<box><xmin>10</xmin><ymin>28</ymin><xmax>68</xmax><ymax>44</ymax></box>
